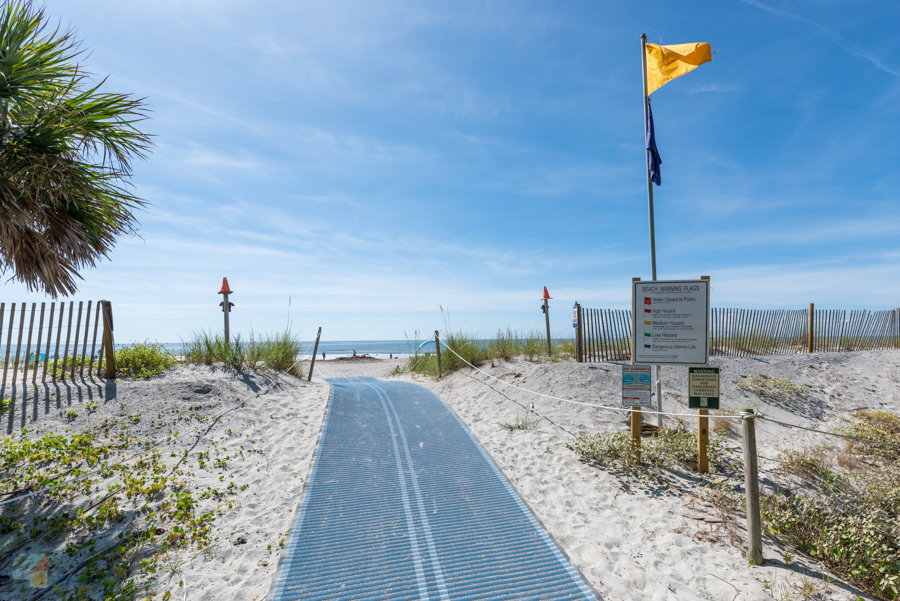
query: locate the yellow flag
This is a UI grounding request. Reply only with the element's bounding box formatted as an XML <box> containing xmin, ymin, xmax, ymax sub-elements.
<box><xmin>645</xmin><ymin>42</ymin><xmax>712</xmax><ymax>95</ymax></box>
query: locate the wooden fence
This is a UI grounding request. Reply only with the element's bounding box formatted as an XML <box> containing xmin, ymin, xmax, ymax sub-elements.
<box><xmin>0</xmin><ymin>300</ymin><xmax>116</xmax><ymax>390</ymax></box>
<box><xmin>575</xmin><ymin>304</ymin><xmax>900</xmax><ymax>362</ymax></box>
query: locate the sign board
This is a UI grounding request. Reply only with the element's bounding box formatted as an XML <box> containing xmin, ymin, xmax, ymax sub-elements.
<box><xmin>689</xmin><ymin>367</ymin><xmax>720</xmax><ymax>409</ymax></box>
<box><xmin>572</xmin><ymin>305</ymin><xmax>578</xmax><ymax>328</ymax></box>
<box><xmin>622</xmin><ymin>365</ymin><xmax>652</xmax><ymax>407</ymax></box>
<box><xmin>632</xmin><ymin>279</ymin><xmax>710</xmax><ymax>366</ymax></box>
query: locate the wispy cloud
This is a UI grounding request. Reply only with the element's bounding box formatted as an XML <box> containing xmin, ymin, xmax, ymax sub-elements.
<box><xmin>689</xmin><ymin>83</ymin><xmax>739</xmax><ymax>94</ymax></box>
<box><xmin>739</xmin><ymin>0</ymin><xmax>900</xmax><ymax>76</ymax></box>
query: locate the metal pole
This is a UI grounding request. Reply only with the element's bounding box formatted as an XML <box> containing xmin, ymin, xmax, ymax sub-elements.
<box><xmin>741</xmin><ymin>410</ymin><xmax>763</xmax><ymax>565</ymax></box>
<box><xmin>308</xmin><ymin>327</ymin><xmax>322</xmax><ymax>382</ymax></box>
<box><xmin>641</xmin><ymin>34</ymin><xmax>664</xmax><ymax>429</ymax></box>
<box><xmin>543</xmin><ymin>299</ymin><xmax>552</xmax><ymax>358</ymax></box>
<box><xmin>641</xmin><ymin>33</ymin><xmax>657</xmax><ymax>280</ymax></box>
<box><xmin>223</xmin><ymin>292</ymin><xmax>230</xmax><ymax>346</ymax></box>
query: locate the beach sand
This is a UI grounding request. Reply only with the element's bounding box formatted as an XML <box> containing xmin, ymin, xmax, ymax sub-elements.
<box><xmin>1</xmin><ymin>352</ymin><xmax>895</xmax><ymax>599</ymax></box>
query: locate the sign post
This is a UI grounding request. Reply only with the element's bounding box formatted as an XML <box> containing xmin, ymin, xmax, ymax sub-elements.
<box><xmin>541</xmin><ymin>287</ymin><xmax>553</xmax><ymax>358</ymax></box>
<box><xmin>689</xmin><ymin>366</ymin><xmax>719</xmax><ymax>473</ymax></box>
<box><xmin>623</xmin><ymin>365</ymin><xmax>652</xmax><ymax>464</ymax></box>
<box><xmin>219</xmin><ymin>278</ymin><xmax>234</xmax><ymax>345</ymax></box>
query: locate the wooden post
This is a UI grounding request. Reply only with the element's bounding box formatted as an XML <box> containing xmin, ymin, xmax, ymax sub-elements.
<box><xmin>741</xmin><ymin>410</ymin><xmax>763</xmax><ymax>565</ymax></box>
<box><xmin>53</xmin><ymin>303</ymin><xmax>64</xmax><ymax>381</ymax></box>
<box><xmin>80</xmin><ymin>300</ymin><xmax>91</xmax><ymax>379</ymax></box>
<box><xmin>3</xmin><ymin>304</ymin><xmax>15</xmax><ymax>388</ymax></box>
<box><xmin>32</xmin><ymin>303</ymin><xmax>45</xmax><ymax>384</ymax></box>
<box><xmin>434</xmin><ymin>330</ymin><xmax>442</xmax><ymax>379</ymax></box>
<box><xmin>101</xmin><ymin>301</ymin><xmax>116</xmax><ymax>379</ymax></box>
<box><xmin>22</xmin><ymin>303</ymin><xmax>35</xmax><ymax>388</ymax></box>
<box><xmin>88</xmin><ymin>302</ymin><xmax>101</xmax><ymax>377</ymax></box>
<box><xmin>42</xmin><ymin>303</ymin><xmax>54</xmax><ymax>383</ymax></box>
<box><xmin>575</xmin><ymin>303</ymin><xmax>583</xmax><ymax>363</ymax></box>
<box><xmin>808</xmin><ymin>302</ymin><xmax>814</xmax><ymax>353</ymax></box>
<box><xmin>71</xmin><ymin>301</ymin><xmax>83</xmax><ymax>380</ymax></box>
<box><xmin>631</xmin><ymin>406</ymin><xmax>642</xmax><ymax>464</ymax></box>
<box><xmin>308</xmin><ymin>327</ymin><xmax>322</xmax><ymax>382</ymax></box>
<box><xmin>697</xmin><ymin>408</ymin><xmax>709</xmax><ymax>473</ymax></box>
<box><xmin>13</xmin><ymin>304</ymin><xmax>26</xmax><ymax>387</ymax></box>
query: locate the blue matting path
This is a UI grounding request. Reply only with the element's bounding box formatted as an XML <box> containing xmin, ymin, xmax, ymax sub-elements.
<box><xmin>269</xmin><ymin>377</ymin><xmax>601</xmax><ymax>601</ymax></box>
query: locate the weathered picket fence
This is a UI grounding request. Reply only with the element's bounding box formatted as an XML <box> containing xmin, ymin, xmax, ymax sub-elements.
<box><xmin>574</xmin><ymin>304</ymin><xmax>900</xmax><ymax>362</ymax></box>
<box><xmin>0</xmin><ymin>301</ymin><xmax>116</xmax><ymax>390</ymax></box>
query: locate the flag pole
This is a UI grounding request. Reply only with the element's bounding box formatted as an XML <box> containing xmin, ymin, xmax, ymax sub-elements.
<box><xmin>641</xmin><ymin>33</ymin><xmax>664</xmax><ymax>428</ymax></box>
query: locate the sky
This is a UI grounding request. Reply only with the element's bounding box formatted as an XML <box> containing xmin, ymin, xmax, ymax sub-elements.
<box><xmin>5</xmin><ymin>0</ymin><xmax>900</xmax><ymax>344</ymax></box>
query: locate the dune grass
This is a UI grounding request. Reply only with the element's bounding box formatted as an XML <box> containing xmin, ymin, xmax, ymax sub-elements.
<box><xmin>392</xmin><ymin>329</ymin><xmax>576</xmax><ymax>378</ymax></box>
<box><xmin>182</xmin><ymin>329</ymin><xmax>304</xmax><ymax>377</ymax></box>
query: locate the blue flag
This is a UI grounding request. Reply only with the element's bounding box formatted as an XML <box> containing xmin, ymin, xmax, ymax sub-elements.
<box><xmin>646</xmin><ymin>98</ymin><xmax>661</xmax><ymax>186</ymax></box>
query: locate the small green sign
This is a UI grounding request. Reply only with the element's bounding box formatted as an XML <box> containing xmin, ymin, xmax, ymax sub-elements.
<box><xmin>689</xmin><ymin>367</ymin><xmax>719</xmax><ymax>409</ymax></box>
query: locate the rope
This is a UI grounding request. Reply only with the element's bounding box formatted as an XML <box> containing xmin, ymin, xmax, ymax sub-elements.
<box><xmin>757</xmin><ymin>414</ymin><xmax>900</xmax><ymax>448</ymax></box>
<box><xmin>0</xmin><ymin>346</ymin><xmax>313</xmax><ymax>507</ymax></box>
<box><xmin>435</xmin><ymin>338</ymin><xmax>736</xmax><ymax>420</ymax></box>
<box><xmin>436</xmin><ymin>337</ymin><xmax>900</xmax><ymax>448</ymax></box>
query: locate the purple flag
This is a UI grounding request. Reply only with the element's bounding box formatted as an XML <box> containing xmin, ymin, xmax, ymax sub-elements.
<box><xmin>646</xmin><ymin>98</ymin><xmax>661</xmax><ymax>186</ymax></box>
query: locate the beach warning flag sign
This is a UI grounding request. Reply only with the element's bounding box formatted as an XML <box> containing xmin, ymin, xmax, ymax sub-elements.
<box><xmin>644</xmin><ymin>297</ymin><xmax>652</xmax><ymax>305</ymax></box>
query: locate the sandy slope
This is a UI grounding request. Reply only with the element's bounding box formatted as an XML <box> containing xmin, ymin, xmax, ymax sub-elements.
<box><xmin>2</xmin><ymin>352</ymin><xmax>896</xmax><ymax>600</ymax></box>
<box><xmin>0</xmin><ymin>365</ymin><xmax>330</xmax><ymax>601</ymax></box>
<box><xmin>403</xmin><ymin>351</ymin><xmax>900</xmax><ymax>601</ymax></box>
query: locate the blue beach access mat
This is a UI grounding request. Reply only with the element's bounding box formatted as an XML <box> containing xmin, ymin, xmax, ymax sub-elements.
<box><xmin>269</xmin><ymin>377</ymin><xmax>601</xmax><ymax>601</ymax></box>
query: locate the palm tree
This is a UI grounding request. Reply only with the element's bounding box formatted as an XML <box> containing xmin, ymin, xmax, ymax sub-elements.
<box><xmin>0</xmin><ymin>0</ymin><xmax>151</xmax><ymax>296</ymax></box>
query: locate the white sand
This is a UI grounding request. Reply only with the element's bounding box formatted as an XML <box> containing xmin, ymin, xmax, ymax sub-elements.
<box><xmin>2</xmin><ymin>352</ymin><xmax>896</xmax><ymax>599</ymax></box>
<box><xmin>403</xmin><ymin>351</ymin><xmax>900</xmax><ymax>601</ymax></box>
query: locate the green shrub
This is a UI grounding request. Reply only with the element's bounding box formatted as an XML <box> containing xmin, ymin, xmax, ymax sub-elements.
<box><xmin>762</xmin><ymin>490</ymin><xmax>899</xmax><ymax>599</ymax></box>
<box><xmin>116</xmin><ymin>341</ymin><xmax>177</xmax><ymax>379</ymax></box>
<box><xmin>568</xmin><ymin>428</ymin><xmax>728</xmax><ymax>472</ymax></box>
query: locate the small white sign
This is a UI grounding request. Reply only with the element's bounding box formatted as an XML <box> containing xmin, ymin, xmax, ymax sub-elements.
<box><xmin>572</xmin><ymin>305</ymin><xmax>578</xmax><ymax>328</ymax></box>
<box><xmin>622</xmin><ymin>365</ymin><xmax>652</xmax><ymax>407</ymax></box>
<box><xmin>632</xmin><ymin>279</ymin><xmax>710</xmax><ymax>366</ymax></box>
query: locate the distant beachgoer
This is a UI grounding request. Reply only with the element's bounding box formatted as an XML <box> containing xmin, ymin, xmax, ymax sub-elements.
<box><xmin>352</xmin><ymin>350</ymin><xmax>357</xmax><ymax>357</ymax></box>
<box><xmin>322</xmin><ymin>352</ymin><xmax>325</xmax><ymax>360</ymax></box>
<box><xmin>390</xmin><ymin>353</ymin><xmax>392</xmax><ymax>359</ymax></box>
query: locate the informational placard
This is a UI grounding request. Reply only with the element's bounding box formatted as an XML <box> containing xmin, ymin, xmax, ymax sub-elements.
<box><xmin>622</xmin><ymin>365</ymin><xmax>652</xmax><ymax>407</ymax></box>
<box><xmin>689</xmin><ymin>367</ymin><xmax>720</xmax><ymax>409</ymax></box>
<box><xmin>572</xmin><ymin>305</ymin><xmax>578</xmax><ymax>328</ymax></box>
<box><xmin>632</xmin><ymin>279</ymin><xmax>710</xmax><ymax>365</ymax></box>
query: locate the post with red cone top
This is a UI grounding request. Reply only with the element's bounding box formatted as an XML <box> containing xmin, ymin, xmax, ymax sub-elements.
<box><xmin>541</xmin><ymin>287</ymin><xmax>552</xmax><ymax>358</ymax></box>
<box><xmin>219</xmin><ymin>278</ymin><xmax>234</xmax><ymax>345</ymax></box>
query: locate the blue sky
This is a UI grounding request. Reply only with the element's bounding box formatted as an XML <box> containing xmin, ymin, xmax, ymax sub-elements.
<box><xmin>6</xmin><ymin>0</ymin><xmax>900</xmax><ymax>343</ymax></box>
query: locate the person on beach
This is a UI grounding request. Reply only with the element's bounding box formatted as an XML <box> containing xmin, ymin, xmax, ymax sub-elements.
<box><xmin>322</xmin><ymin>351</ymin><xmax>325</xmax><ymax>360</ymax></box>
<box><xmin>390</xmin><ymin>353</ymin><xmax>392</xmax><ymax>359</ymax></box>
<box><xmin>352</xmin><ymin>350</ymin><xmax>356</xmax><ymax>357</ymax></box>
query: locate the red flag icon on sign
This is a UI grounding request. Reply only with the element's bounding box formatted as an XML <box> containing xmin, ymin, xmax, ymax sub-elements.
<box><xmin>644</xmin><ymin>308</ymin><xmax>651</xmax><ymax>313</ymax></box>
<box><xmin>644</xmin><ymin>297</ymin><xmax>652</xmax><ymax>305</ymax></box>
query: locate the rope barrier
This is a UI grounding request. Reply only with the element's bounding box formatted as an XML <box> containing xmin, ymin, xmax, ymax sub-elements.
<box><xmin>0</xmin><ymin>343</ymin><xmax>314</xmax><ymax>508</ymax></box>
<box><xmin>435</xmin><ymin>338</ymin><xmax>737</xmax><ymax>420</ymax></box>
<box><xmin>436</xmin><ymin>337</ymin><xmax>900</xmax><ymax>448</ymax></box>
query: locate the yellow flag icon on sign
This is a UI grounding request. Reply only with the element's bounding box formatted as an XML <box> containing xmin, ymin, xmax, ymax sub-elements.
<box><xmin>646</xmin><ymin>43</ymin><xmax>712</xmax><ymax>95</ymax></box>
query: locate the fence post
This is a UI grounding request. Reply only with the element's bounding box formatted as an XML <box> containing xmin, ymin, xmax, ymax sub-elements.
<box><xmin>697</xmin><ymin>408</ymin><xmax>709</xmax><ymax>473</ymax></box>
<box><xmin>101</xmin><ymin>301</ymin><xmax>116</xmax><ymax>379</ymax></box>
<box><xmin>808</xmin><ymin>303</ymin><xmax>814</xmax><ymax>353</ymax></box>
<box><xmin>575</xmin><ymin>303</ymin><xmax>583</xmax><ymax>363</ymax></box>
<box><xmin>741</xmin><ymin>409</ymin><xmax>763</xmax><ymax>565</ymax></box>
<box><xmin>434</xmin><ymin>330</ymin><xmax>442</xmax><ymax>379</ymax></box>
<box><xmin>308</xmin><ymin>327</ymin><xmax>322</xmax><ymax>382</ymax></box>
